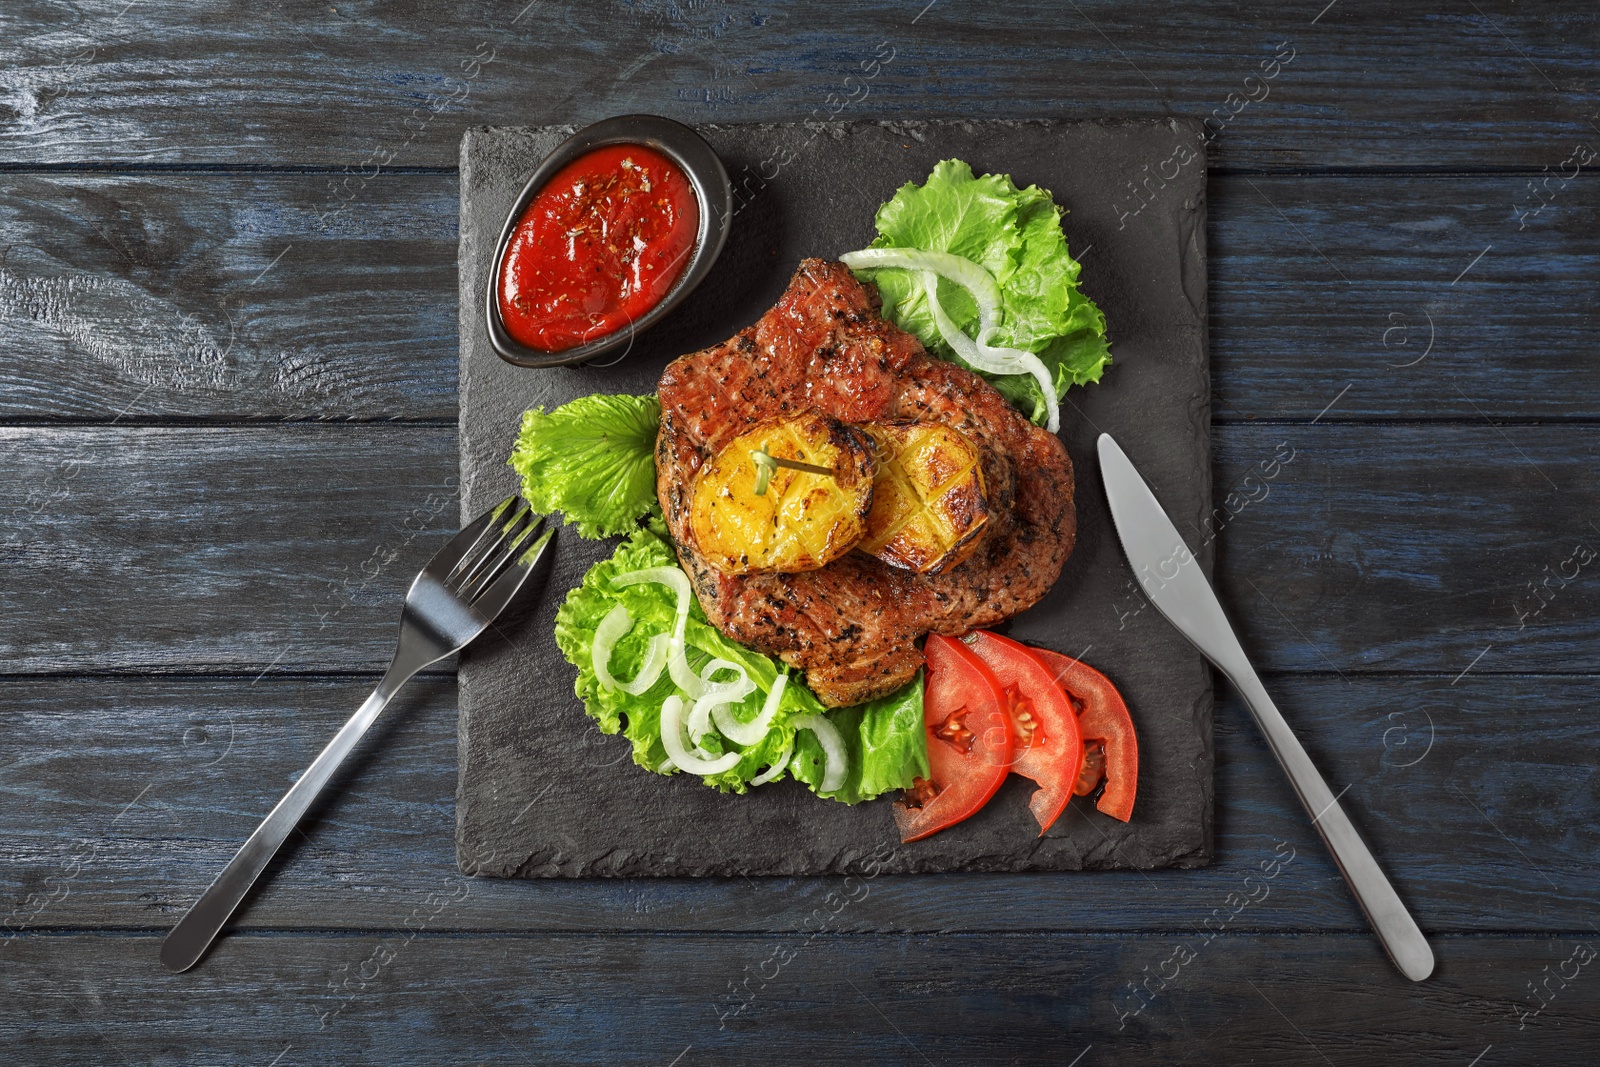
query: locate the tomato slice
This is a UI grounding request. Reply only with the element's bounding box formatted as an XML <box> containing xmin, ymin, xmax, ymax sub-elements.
<box><xmin>1028</xmin><ymin>647</ymin><xmax>1139</xmax><ymax>822</ymax></box>
<box><xmin>965</xmin><ymin>631</ymin><xmax>1084</xmax><ymax>834</ymax></box>
<box><xmin>892</xmin><ymin>634</ymin><xmax>1015</xmax><ymax>842</ymax></box>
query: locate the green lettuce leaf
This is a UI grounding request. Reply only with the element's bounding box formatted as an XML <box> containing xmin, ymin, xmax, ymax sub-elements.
<box><xmin>554</xmin><ymin>526</ymin><xmax>926</xmax><ymax>800</ymax></box>
<box><xmin>789</xmin><ymin>673</ymin><xmax>929</xmax><ymax>804</ymax></box>
<box><xmin>853</xmin><ymin>158</ymin><xmax>1111</xmax><ymax>425</ymax></box>
<box><xmin>508</xmin><ymin>393</ymin><xmax>661</xmax><ymax>539</ymax></box>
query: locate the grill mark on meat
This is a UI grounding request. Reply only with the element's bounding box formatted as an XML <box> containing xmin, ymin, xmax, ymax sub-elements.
<box><xmin>657</xmin><ymin>258</ymin><xmax>1075</xmax><ymax>706</ymax></box>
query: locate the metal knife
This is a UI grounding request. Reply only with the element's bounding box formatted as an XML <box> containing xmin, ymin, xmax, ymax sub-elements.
<box><xmin>1097</xmin><ymin>432</ymin><xmax>1434</xmax><ymax>983</ymax></box>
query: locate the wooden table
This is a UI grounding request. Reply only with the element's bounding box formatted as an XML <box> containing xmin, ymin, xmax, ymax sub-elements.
<box><xmin>3</xmin><ymin>2</ymin><xmax>1596</xmax><ymax>1062</ymax></box>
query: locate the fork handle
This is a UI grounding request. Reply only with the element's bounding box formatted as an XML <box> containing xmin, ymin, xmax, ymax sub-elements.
<box><xmin>1229</xmin><ymin>666</ymin><xmax>1434</xmax><ymax>982</ymax></box>
<box><xmin>160</xmin><ymin>658</ymin><xmax>416</xmax><ymax>973</ymax></box>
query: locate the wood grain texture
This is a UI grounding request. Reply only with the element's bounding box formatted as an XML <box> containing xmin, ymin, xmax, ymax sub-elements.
<box><xmin>1</xmin><ymin>1</ymin><xmax>1595</xmax><ymax>168</ymax></box>
<box><xmin>1210</xmin><ymin>424</ymin><xmax>1600</xmax><ymax>676</ymax></box>
<box><xmin>1</xmin><ymin>674</ymin><xmax>1590</xmax><ymax>934</ymax></box>
<box><xmin>1208</xmin><ymin>170</ymin><xmax>1600</xmax><ymax>422</ymax></box>
<box><xmin>0</xmin><ymin>425</ymin><xmax>461</xmax><ymax>673</ymax></box>
<box><xmin>3</xmin><ymin>1</ymin><xmax>1596</xmax><ymax>1055</ymax></box>
<box><xmin>3</xmin><ymin>424</ymin><xmax>1597</xmax><ymax>674</ymax></box>
<box><xmin>2</xmin><ymin>931</ymin><xmax>1594</xmax><ymax>1064</ymax></box>
<box><xmin>0</xmin><ymin>172</ymin><xmax>461</xmax><ymax>421</ymax></box>
<box><xmin>2</xmin><ymin>171</ymin><xmax>1593</xmax><ymax>423</ymax></box>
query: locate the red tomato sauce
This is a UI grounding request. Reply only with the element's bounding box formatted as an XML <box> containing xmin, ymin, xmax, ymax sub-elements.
<box><xmin>497</xmin><ymin>143</ymin><xmax>699</xmax><ymax>352</ymax></box>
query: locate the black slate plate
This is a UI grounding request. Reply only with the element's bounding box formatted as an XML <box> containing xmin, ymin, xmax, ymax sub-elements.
<box><xmin>457</xmin><ymin>120</ymin><xmax>1212</xmax><ymax>877</ymax></box>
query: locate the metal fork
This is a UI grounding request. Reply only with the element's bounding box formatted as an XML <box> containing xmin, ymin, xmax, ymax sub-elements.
<box><xmin>160</xmin><ymin>496</ymin><xmax>552</xmax><ymax>973</ymax></box>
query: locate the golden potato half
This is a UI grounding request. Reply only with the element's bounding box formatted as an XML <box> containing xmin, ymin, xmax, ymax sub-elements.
<box><xmin>860</xmin><ymin>421</ymin><xmax>989</xmax><ymax>574</ymax></box>
<box><xmin>689</xmin><ymin>412</ymin><xmax>877</xmax><ymax>575</ymax></box>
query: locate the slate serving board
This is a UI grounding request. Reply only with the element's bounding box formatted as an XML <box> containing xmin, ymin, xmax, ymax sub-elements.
<box><xmin>456</xmin><ymin>120</ymin><xmax>1212</xmax><ymax>877</ymax></box>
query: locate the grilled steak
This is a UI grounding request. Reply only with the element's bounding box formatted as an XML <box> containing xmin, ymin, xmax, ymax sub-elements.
<box><xmin>656</xmin><ymin>258</ymin><xmax>1076</xmax><ymax>706</ymax></box>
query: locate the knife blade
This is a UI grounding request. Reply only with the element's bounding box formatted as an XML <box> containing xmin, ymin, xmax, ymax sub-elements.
<box><xmin>1097</xmin><ymin>432</ymin><xmax>1434</xmax><ymax>983</ymax></box>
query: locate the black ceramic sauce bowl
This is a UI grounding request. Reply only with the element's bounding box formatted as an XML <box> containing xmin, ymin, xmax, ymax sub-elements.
<box><xmin>484</xmin><ymin>115</ymin><xmax>732</xmax><ymax>369</ymax></box>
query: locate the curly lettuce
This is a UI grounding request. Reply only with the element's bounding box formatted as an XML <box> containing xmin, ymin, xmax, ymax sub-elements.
<box><xmin>508</xmin><ymin>393</ymin><xmax>661</xmax><ymax>539</ymax></box>
<box><xmin>554</xmin><ymin>526</ymin><xmax>927</xmax><ymax>801</ymax></box>
<box><xmin>789</xmin><ymin>674</ymin><xmax>927</xmax><ymax>805</ymax></box>
<box><xmin>849</xmin><ymin>158</ymin><xmax>1111</xmax><ymax>425</ymax></box>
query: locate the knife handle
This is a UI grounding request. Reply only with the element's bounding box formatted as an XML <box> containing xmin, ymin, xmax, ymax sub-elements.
<box><xmin>1227</xmin><ymin>665</ymin><xmax>1435</xmax><ymax>981</ymax></box>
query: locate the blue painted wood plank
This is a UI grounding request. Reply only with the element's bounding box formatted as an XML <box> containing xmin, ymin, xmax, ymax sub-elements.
<box><xmin>2</xmin><ymin>172</ymin><xmax>1592</xmax><ymax>422</ymax></box>
<box><xmin>1210</xmin><ymin>425</ymin><xmax>1600</xmax><ymax>676</ymax></box>
<box><xmin>1</xmin><ymin>1</ymin><xmax>1595</xmax><ymax>168</ymax></box>
<box><xmin>3</xmin><ymin>424</ymin><xmax>1597</xmax><ymax>674</ymax></box>
<box><xmin>1</xmin><ymin>930</ymin><xmax>1592</xmax><ymax>1063</ymax></box>
<box><xmin>1</xmin><ymin>673</ymin><xmax>1591</xmax><ymax>933</ymax></box>
<box><xmin>0</xmin><ymin>172</ymin><xmax>462</xmax><ymax>420</ymax></box>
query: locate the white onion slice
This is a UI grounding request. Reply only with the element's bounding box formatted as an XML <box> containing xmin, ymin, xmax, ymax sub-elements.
<box><xmin>980</xmin><ymin>343</ymin><xmax>1060</xmax><ymax>436</ymax></box>
<box><xmin>699</xmin><ymin>658</ymin><xmax>755</xmax><ymax>697</ymax></box>
<box><xmin>591</xmin><ymin>604</ymin><xmax>668</xmax><ymax>696</ymax></box>
<box><xmin>659</xmin><ymin>695</ymin><xmax>741</xmax><ymax>776</ymax></box>
<box><xmin>750</xmin><ymin>734</ymin><xmax>794</xmax><ymax>786</ymax></box>
<box><xmin>628</xmin><ymin>635</ymin><xmax>670</xmax><ymax>695</ymax></box>
<box><xmin>715</xmin><ymin>671</ymin><xmax>787</xmax><ymax>747</ymax></box>
<box><xmin>921</xmin><ymin>270</ymin><xmax>985</xmax><ymax>366</ymax></box>
<box><xmin>685</xmin><ymin>694</ymin><xmax>716</xmax><ymax>751</ymax></box>
<box><xmin>591</xmin><ymin>604</ymin><xmax>632</xmax><ymax>691</ymax></box>
<box><xmin>613</xmin><ymin>565</ymin><xmax>692</xmax><ymax>639</ymax></box>
<box><xmin>921</xmin><ymin>272</ymin><xmax>1060</xmax><ymax>434</ymax></box>
<box><xmin>794</xmin><ymin>712</ymin><xmax>848</xmax><ymax>793</ymax></box>
<box><xmin>688</xmin><ymin>661</ymin><xmax>757</xmax><ymax>754</ymax></box>
<box><xmin>919</xmin><ymin>273</ymin><xmax>1028</xmax><ymax>373</ymax></box>
<box><xmin>613</xmin><ymin>565</ymin><xmax>704</xmax><ymax>697</ymax></box>
<box><xmin>840</xmin><ymin>247</ymin><xmax>1004</xmax><ymax>336</ymax></box>
<box><xmin>667</xmin><ymin>639</ymin><xmax>705</xmax><ymax>698</ymax></box>
<box><xmin>685</xmin><ymin>684</ymin><xmax>752</xmax><ymax>748</ymax></box>
<box><xmin>841</xmin><ymin>248</ymin><xmax>1060</xmax><ymax>435</ymax></box>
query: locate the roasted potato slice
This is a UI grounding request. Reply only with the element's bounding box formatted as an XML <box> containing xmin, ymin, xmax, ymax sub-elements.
<box><xmin>860</xmin><ymin>421</ymin><xmax>989</xmax><ymax>574</ymax></box>
<box><xmin>689</xmin><ymin>411</ymin><xmax>877</xmax><ymax>575</ymax></box>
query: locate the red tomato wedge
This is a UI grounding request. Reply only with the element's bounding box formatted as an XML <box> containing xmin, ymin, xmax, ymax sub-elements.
<box><xmin>1028</xmin><ymin>646</ymin><xmax>1139</xmax><ymax>822</ymax></box>
<box><xmin>965</xmin><ymin>631</ymin><xmax>1084</xmax><ymax>834</ymax></box>
<box><xmin>893</xmin><ymin>634</ymin><xmax>1015</xmax><ymax>842</ymax></box>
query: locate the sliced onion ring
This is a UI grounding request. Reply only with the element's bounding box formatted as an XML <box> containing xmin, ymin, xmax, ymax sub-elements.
<box><xmin>591</xmin><ymin>604</ymin><xmax>668</xmax><ymax>696</ymax></box>
<box><xmin>685</xmin><ymin>693</ymin><xmax>716</xmax><ymax>751</ymax></box>
<box><xmin>688</xmin><ymin>661</ymin><xmax>757</xmax><ymax>754</ymax></box>
<box><xmin>841</xmin><ymin>247</ymin><xmax>1060</xmax><ymax>435</ymax></box>
<box><xmin>840</xmin><ymin>246</ymin><xmax>1004</xmax><ymax>336</ymax></box>
<box><xmin>750</xmin><ymin>734</ymin><xmax>794</xmax><ymax>786</ymax></box>
<box><xmin>699</xmin><ymin>658</ymin><xmax>755</xmax><ymax>698</ymax></box>
<box><xmin>921</xmin><ymin>272</ymin><xmax>1060</xmax><ymax>434</ymax></box>
<box><xmin>921</xmin><ymin>270</ymin><xmax>985</xmax><ymax>367</ymax></box>
<box><xmin>613</xmin><ymin>565</ymin><xmax>704</xmax><ymax>697</ymax></box>
<box><xmin>667</xmin><ymin>638</ymin><xmax>706</xmax><ymax>698</ymax></box>
<box><xmin>715</xmin><ymin>671</ymin><xmax>787</xmax><ymax>747</ymax></box>
<box><xmin>660</xmin><ymin>695</ymin><xmax>741</xmax><ymax>776</ymax></box>
<box><xmin>613</xmin><ymin>565</ymin><xmax>692</xmax><ymax>641</ymax></box>
<box><xmin>794</xmin><ymin>712</ymin><xmax>848</xmax><ymax>793</ymax></box>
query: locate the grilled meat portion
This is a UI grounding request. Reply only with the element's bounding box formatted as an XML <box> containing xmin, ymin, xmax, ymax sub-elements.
<box><xmin>656</xmin><ymin>258</ymin><xmax>1076</xmax><ymax>706</ymax></box>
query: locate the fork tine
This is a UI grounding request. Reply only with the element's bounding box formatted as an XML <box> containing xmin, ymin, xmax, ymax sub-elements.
<box><xmin>445</xmin><ymin>497</ymin><xmax>528</xmax><ymax>586</ymax></box>
<box><xmin>451</xmin><ymin>501</ymin><xmax>536</xmax><ymax>593</ymax></box>
<box><xmin>458</xmin><ymin>513</ymin><xmax>546</xmax><ymax>602</ymax></box>
<box><xmin>455</xmin><ymin>507</ymin><xmax>538</xmax><ymax>596</ymax></box>
<box><xmin>428</xmin><ymin>495</ymin><xmax>519</xmax><ymax>583</ymax></box>
<box><xmin>469</xmin><ymin>526</ymin><xmax>555</xmax><ymax>621</ymax></box>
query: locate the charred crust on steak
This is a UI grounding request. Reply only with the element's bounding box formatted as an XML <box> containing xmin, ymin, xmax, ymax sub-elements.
<box><xmin>656</xmin><ymin>258</ymin><xmax>1076</xmax><ymax>706</ymax></box>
